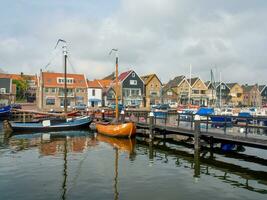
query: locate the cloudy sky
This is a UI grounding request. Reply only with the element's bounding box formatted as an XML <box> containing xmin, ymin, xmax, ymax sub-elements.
<box><xmin>0</xmin><ymin>0</ymin><xmax>267</xmax><ymax>84</ymax></box>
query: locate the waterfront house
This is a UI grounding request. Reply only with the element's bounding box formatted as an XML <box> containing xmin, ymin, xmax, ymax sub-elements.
<box><xmin>226</xmin><ymin>83</ymin><xmax>243</xmax><ymax>106</ymax></box>
<box><xmin>162</xmin><ymin>85</ymin><xmax>178</xmax><ymax>104</ymax></box>
<box><xmin>0</xmin><ymin>78</ymin><xmax>16</xmax><ymax>106</ymax></box>
<box><xmin>205</xmin><ymin>81</ymin><xmax>217</xmax><ymax>106</ymax></box>
<box><xmin>242</xmin><ymin>84</ymin><xmax>262</xmax><ymax>107</ymax></box>
<box><xmin>0</xmin><ymin>72</ymin><xmax>37</xmax><ymax>102</ymax></box>
<box><xmin>259</xmin><ymin>85</ymin><xmax>267</xmax><ymax>107</ymax></box>
<box><xmin>106</xmin><ymin>70</ymin><xmax>144</xmax><ymax>107</ymax></box>
<box><xmin>187</xmin><ymin>77</ymin><xmax>208</xmax><ymax>106</ymax></box>
<box><xmin>216</xmin><ymin>82</ymin><xmax>230</xmax><ymax>106</ymax></box>
<box><xmin>36</xmin><ymin>71</ymin><xmax>88</xmax><ymax>111</ymax></box>
<box><xmin>87</xmin><ymin>80</ymin><xmax>102</xmax><ymax>107</ymax></box>
<box><xmin>141</xmin><ymin>74</ymin><xmax>162</xmax><ymax>108</ymax></box>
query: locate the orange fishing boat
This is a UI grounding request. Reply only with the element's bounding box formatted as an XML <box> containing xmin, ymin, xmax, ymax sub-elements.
<box><xmin>95</xmin><ymin>49</ymin><xmax>136</xmax><ymax>138</ymax></box>
<box><xmin>96</xmin><ymin>122</ymin><xmax>136</xmax><ymax>138</ymax></box>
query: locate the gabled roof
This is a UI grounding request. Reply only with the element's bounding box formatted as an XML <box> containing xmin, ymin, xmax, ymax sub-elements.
<box><xmin>141</xmin><ymin>73</ymin><xmax>162</xmax><ymax>85</ymax></box>
<box><xmin>42</xmin><ymin>72</ymin><xmax>87</xmax><ymax>88</ymax></box>
<box><xmin>118</xmin><ymin>70</ymin><xmax>132</xmax><ymax>82</ymax></box>
<box><xmin>187</xmin><ymin>77</ymin><xmax>199</xmax><ymax>87</ymax></box>
<box><xmin>87</xmin><ymin>80</ymin><xmax>102</xmax><ymax>88</ymax></box>
<box><xmin>226</xmin><ymin>83</ymin><xmax>238</xmax><ymax>89</ymax></box>
<box><xmin>165</xmin><ymin>75</ymin><xmax>186</xmax><ymax>89</ymax></box>
<box><xmin>259</xmin><ymin>85</ymin><xmax>266</xmax><ymax>93</ymax></box>
<box><xmin>0</xmin><ymin>73</ymin><xmax>37</xmax><ymax>81</ymax></box>
<box><xmin>215</xmin><ymin>81</ymin><xmax>230</xmax><ymax>89</ymax></box>
<box><xmin>102</xmin><ymin>72</ymin><xmax>115</xmax><ymax>80</ymax></box>
<box><xmin>98</xmin><ymin>79</ymin><xmax>112</xmax><ymax>88</ymax></box>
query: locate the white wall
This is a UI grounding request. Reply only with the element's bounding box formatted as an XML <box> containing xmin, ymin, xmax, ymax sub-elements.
<box><xmin>88</xmin><ymin>88</ymin><xmax>102</xmax><ymax>107</ymax></box>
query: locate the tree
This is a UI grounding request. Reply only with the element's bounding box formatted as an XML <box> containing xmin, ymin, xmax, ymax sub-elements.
<box><xmin>12</xmin><ymin>79</ymin><xmax>28</xmax><ymax>101</ymax></box>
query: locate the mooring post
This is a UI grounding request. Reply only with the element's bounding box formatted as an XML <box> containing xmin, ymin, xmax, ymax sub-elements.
<box><xmin>149</xmin><ymin>111</ymin><xmax>154</xmax><ymax>140</ymax></box>
<box><xmin>194</xmin><ymin>149</ymin><xmax>200</xmax><ymax>180</ymax></box>
<box><xmin>194</xmin><ymin>115</ymin><xmax>201</xmax><ymax>150</ymax></box>
<box><xmin>206</xmin><ymin>115</ymin><xmax>209</xmax><ymax>132</ymax></box>
<box><xmin>23</xmin><ymin>112</ymin><xmax>26</xmax><ymax>123</ymax></box>
<box><xmin>120</xmin><ymin>110</ymin><xmax>125</xmax><ymax>123</ymax></box>
<box><xmin>177</xmin><ymin>112</ymin><xmax>180</xmax><ymax>127</ymax></box>
<box><xmin>210</xmin><ymin>136</ymin><xmax>214</xmax><ymax>158</ymax></box>
<box><xmin>101</xmin><ymin>109</ymin><xmax>105</xmax><ymax>120</ymax></box>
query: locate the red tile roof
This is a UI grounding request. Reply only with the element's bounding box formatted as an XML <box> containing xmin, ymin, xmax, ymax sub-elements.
<box><xmin>118</xmin><ymin>70</ymin><xmax>132</xmax><ymax>82</ymax></box>
<box><xmin>87</xmin><ymin>80</ymin><xmax>102</xmax><ymax>88</ymax></box>
<box><xmin>98</xmin><ymin>79</ymin><xmax>112</xmax><ymax>88</ymax></box>
<box><xmin>42</xmin><ymin>72</ymin><xmax>87</xmax><ymax>88</ymax></box>
<box><xmin>0</xmin><ymin>73</ymin><xmax>37</xmax><ymax>81</ymax></box>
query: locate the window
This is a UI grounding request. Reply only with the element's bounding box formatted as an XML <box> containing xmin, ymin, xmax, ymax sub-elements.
<box><xmin>132</xmin><ymin>72</ymin><xmax>135</xmax><ymax>77</ymax></box>
<box><xmin>57</xmin><ymin>78</ymin><xmax>74</xmax><ymax>84</ymax></box>
<box><xmin>167</xmin><ymin>91</ymin><xmax>172</xmax><ymax>96</ymax></box>
<box><xmin>0</xmin><ymin>88</ymin><xmax>6</xmax><ymax>94</ymax></box>
<box><xmin>51</xmin><ymin>88</ymin><xmax>56</xmax><ymax>93</ymax></box>
<box><xmin>130</xmin><ymin>80</ymin><xmax>137</xmax><ymax>85</ymax></box>
<box><xmin>46</xmin><ymin>98</ymin><xmax>55</xmax><ymax>105</ymax></box>
<box><xmin>92</xmin><ymin>89</ymin><xmax>95</xmax><ymax>96</ymax></box>
<box><xmin>60</xmin><ymin>99</ymin><xmax>71</xmax><ymax>107</ymax></box>
<box><xmin>131</xmin><ymin>89</ymin><xmax>140</xmax><ymax>96</ymax></box>
<box><xmin>45</xmin><ymin>88</ymin><xmax>49</xmax><ymax>93</ymax></box>
<box><xmin>221</xmin><ymin>85</ymin><xmax>225</xmax><ymax>90</ymax></box>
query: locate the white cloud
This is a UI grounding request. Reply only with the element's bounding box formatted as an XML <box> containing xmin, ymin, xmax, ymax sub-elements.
<box><xmin>0</xmin><ymin>0</ymin><xmax>266</xmax><ymax>84</ymax></box>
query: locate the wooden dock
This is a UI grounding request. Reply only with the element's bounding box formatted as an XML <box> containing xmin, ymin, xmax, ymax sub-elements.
<box><xmin>96</xmin><ymin>109</ymin><xmax>267</xmax><ymax>150</ymax></box>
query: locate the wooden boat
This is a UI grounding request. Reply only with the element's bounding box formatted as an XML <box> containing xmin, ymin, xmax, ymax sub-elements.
<box><xmin>96</xmin><ymin>122</ymin><xmax>136</xmax><ymax>138</ymax></box>
<box><xmin>95</xmin><ymin>49</ymin><xmax>136</xmax><ymax>138</ymax></box>
<box><xmin>8</xmin><ymin>116</ymin><xmax>92</xmax><ymax>133</ymax></box>
<box><xmin>0</xmin><ymin>105</ymin><xmax>11</xmax><ymax>118</ymax></box>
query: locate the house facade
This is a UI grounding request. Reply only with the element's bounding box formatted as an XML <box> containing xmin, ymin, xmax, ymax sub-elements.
<box><xmin>162</xmin><ymin>86</ymin><xmax>178</xmax><ymax>104</ymax></box>
<box><xmin>259</xmin><ymin>85</ymin><xmax>267</xmax><ymax>106</ymax></box>
<box><xmin>37</xmin><ymin>72</ymin><xmax>88</xmax><ymax>111</ymax></box>
<box><xmin>227</xmin><ymin>83</ymin><xmax>243</xmax><ymax>106</ymax></box>
<box><xmin>106</xmin><ymin>70</ymin><xmax>144</xmax><ymax>107</ymax></box>
<box><xmin>205</xmin><ymin>81</ymin><xmax>217</xmax><ymax>106</ymax></box>
<box><xmin>216</xmin><ymin>82</ymin><xmax>230</xmax><ymax>106</ymax></box>
<box><xmin>141</xmin><ymin>74</ymin><xmax>162</xmax><ymax>107</ymax></box>
<box><xmin>0</xmin><ymin>73</ymin><xmax>37</xmax><ymax>102</ymax></box>
<box><xmin>242</xmin><ymin>84</ymin><xmax>262</xmax><ymax>107</ymax></box>
<box><xmin>87</xmin><ymin>80</ymin><xmax>102</xmax><ymax>107</ymax></box>
<box><xmin>0</xmin><ymin>78</ymin><xmax>16</xmax><ymax>106</ymax></box>
<box><xmin>188</xmin><ymin>77</ymin><xmax>208</xmax><ymax>106</ymax></box>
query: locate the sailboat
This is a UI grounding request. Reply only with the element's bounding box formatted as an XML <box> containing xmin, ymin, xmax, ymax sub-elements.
<box><xmin>7</xmin><ymin>40</ymin><xmax>92</xmax><ymax>133</ymax></box>
<box><xmin>95</xmin><ymin>49</ymin><xmax>136</xmax><ymax>138</ymax></box>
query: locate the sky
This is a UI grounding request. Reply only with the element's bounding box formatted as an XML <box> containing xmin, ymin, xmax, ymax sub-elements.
<box><xmin>0</xmin><ymin>0</ymin><xmax>267</xmax><ymax>84</ymax></box>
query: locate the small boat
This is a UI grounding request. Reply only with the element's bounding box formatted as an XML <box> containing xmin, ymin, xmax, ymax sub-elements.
<box><xmin>211</xmin><ymin>116</ymin><xmax>233</xmax><ymax>128</ymax></box>
<box><xmin>0</xmin><ymin>105</ymin><xmax>11</xmax><ymax>118</ymax></box>
<box><xmin>8</xmin><ymin>116</ymin><xmax>92</xmax><ymax>133</ymax></box>
<box><xmin>95</xmin><ymin>49</ymin><xmax>136</xmax><ymax>138</ymax></box>
<box><xmin>96</xmin><ymin>122</ymin><xmax>136</xmax><ymax>138</ymax></box>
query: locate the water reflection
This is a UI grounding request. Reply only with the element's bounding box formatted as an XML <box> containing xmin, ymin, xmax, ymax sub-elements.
<box><xmin>1</xmin><ymin>131</ymin><xmax>267</xmax><ymax>198</ymax></box>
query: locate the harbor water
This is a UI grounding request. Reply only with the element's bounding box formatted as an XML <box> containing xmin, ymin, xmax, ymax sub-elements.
<box><xmin>0</xmin><ymin>123</ymin><xmax>267</xmax><ymax>200</ymax></box>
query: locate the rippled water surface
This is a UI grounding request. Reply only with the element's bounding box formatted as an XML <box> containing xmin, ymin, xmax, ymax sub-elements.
<box><xmin>0</xmin><ymin>123</ymin><xmax>267</xmax><ymax>200</ymax></box>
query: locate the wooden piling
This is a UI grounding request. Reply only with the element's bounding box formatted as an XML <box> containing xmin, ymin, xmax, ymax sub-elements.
<box><xmin>194</xmin><ymin>115</ymin><xmax>201</xmax><ymax>150</ymax></box>
<box><xmin>149</xmin><ymin>112</ymin><xmax>154</xmax><ymax>140</ymax></box>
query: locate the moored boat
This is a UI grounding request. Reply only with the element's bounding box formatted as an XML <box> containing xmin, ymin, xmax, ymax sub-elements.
<box><xmin>95</xmin><ymin>49</ymin><xmax>136</xmax><ymax>138</ymax></box>
<box><xmin>0</xmin><ymin>105</ymin><xmax>11</xmax><ymax>118</ymax></box>
<box><xmin>8</xmin><ymin>116</ymin><xmax>92</xmax><ymax>133</ymax></box>
<box><xmin>96</xmin><ymin>122</ymin><xmax>136</xmax><ymax>138</ymax></box>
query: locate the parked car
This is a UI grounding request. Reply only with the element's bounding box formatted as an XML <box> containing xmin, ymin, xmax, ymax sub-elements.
<box><xmin>11</xmin><ymin>104</ymin><xmax>22</xmax><ymax>109</ymax></box>
<box><xmin>169</xmin><ymin>102</ymin><xmax>178</xmax><ymax>109</ymax></box>
<box><xmin>73</xmin><ymin>103</ymin><xmax>88</xmax><ymax>110</ymax></box>
<box><xmin>153</xmin><ymin>104</ymin><xmax>170</xmax><ymax>110</ymax></box>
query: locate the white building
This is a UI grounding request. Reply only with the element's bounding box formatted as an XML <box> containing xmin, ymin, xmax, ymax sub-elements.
<box><xmin>87</xmin><ymin>80</ymin><xmax>102</xmax><ymax>107</ymax></box>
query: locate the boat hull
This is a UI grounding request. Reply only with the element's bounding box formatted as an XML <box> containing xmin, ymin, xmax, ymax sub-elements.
<box><xmin>96</xmin><ymin>122</ymin><xmax>136</xmax><ymax>138</ymax></box>
<box><xmin>9</xmin><ymin>116</ymin><xmax>92</xmax><ymax>134</ymax></box>
<box><xmin>0</xmin><ymin>105</ymin><xmax>11</xmax><ymax>119</ymax></box>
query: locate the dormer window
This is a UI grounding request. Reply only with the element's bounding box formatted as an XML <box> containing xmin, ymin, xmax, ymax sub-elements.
<box><xmin>57</xmin><ymin>77</ymin><xmax>74</xmax><ymax>84</ymax></box>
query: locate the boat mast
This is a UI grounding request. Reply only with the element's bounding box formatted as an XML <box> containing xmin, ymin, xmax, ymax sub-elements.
<box><xmin>110</xmin><ymin>49</ymin><xmax>119</xmax><ymax>121</ymax></box>
<box><xmin>219</xmin><ymin>72</ymin><xmax>222</xmax><ymax>108</ymax></box>
<box><xmin>63</xmin><ymin>45</ymin><xmax>68</xmax><ymax>114</ymax></box>
<box><xmin>188</xmin><ymin>64</ymin><xmax>192</xmax><ymax>107</ymax></box>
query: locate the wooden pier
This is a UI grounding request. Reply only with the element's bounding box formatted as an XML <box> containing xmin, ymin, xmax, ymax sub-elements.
<box><xmin>96</xmin><ymin>109</ymin><xmax>267</xmax><ymax>150</ymax></box>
